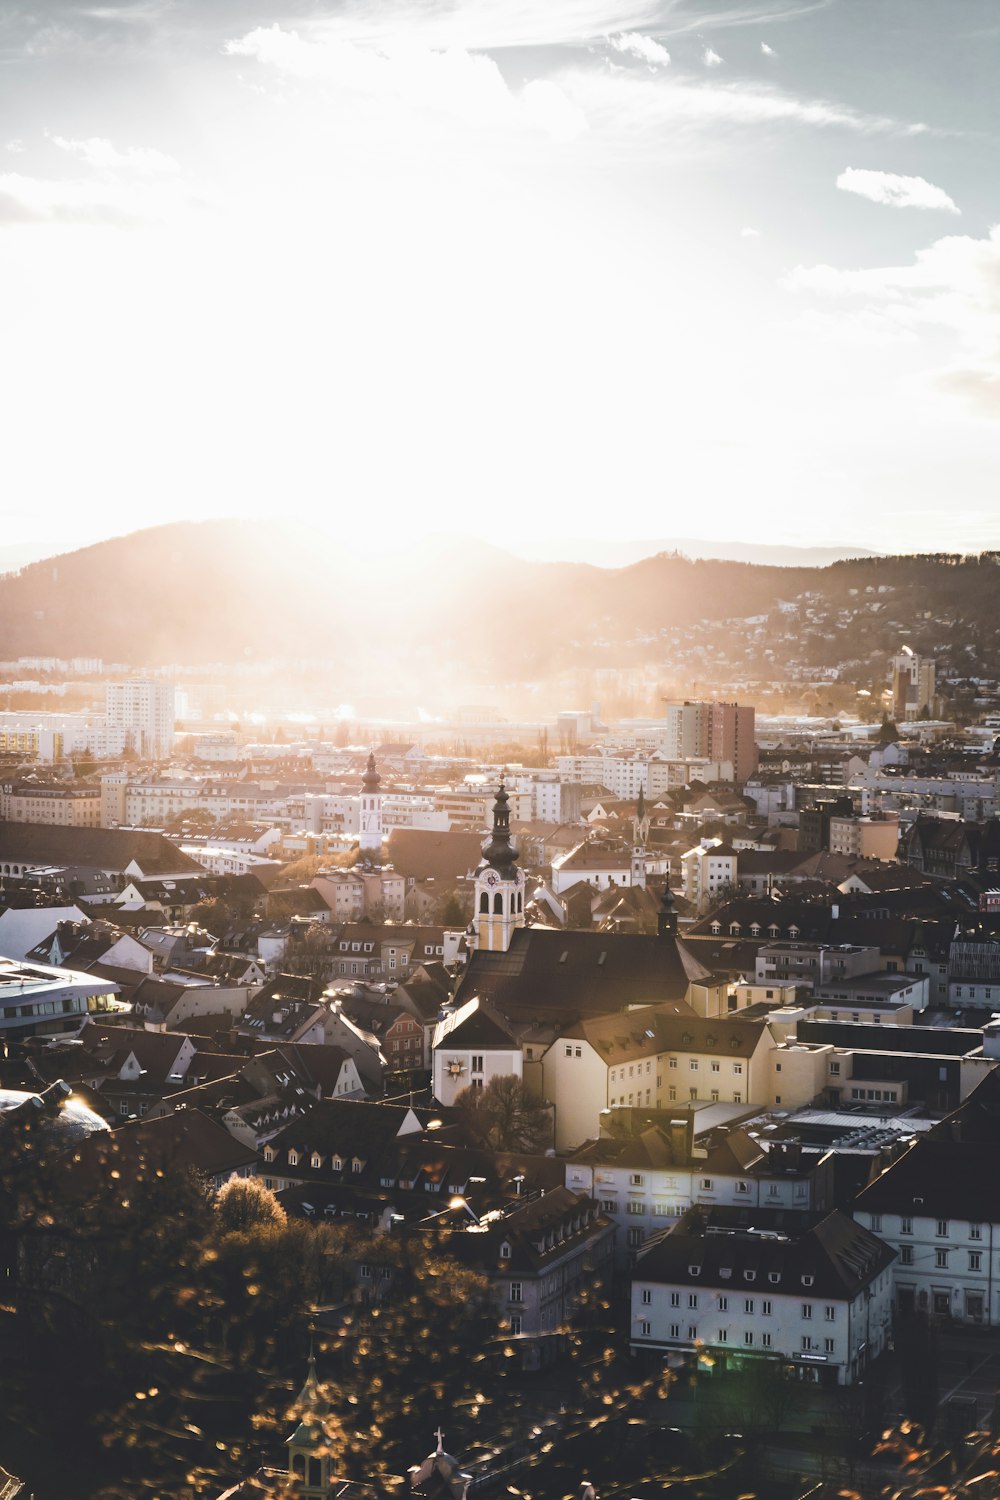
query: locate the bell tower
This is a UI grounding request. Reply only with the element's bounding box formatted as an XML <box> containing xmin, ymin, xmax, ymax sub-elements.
<box><xmin>474</xmin><ymin>776</ymin><xmax>525</xmax><ymax>953</ymax></box>
<box><xmin>359</xmin><ymin>750</ymin><xmax>383</xmax><ymax>859</ymax></box>
<box><xmin>286</xmin><ymin>1341</ymin><xmax>333</xmax><ymax>1496</ymax></box>
<box><xmin>631</xmin><ymin>787</ymin><xmax>649</xmax><ymax>889</ymax></box>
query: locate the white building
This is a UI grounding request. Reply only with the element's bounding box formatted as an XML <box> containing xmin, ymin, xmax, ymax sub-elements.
<box><xmin>431</xmin><ymin>995</ymin><xmax>523</xmax><ymax>1107</ymax></box>
<box><xmin>630</xmin><ymin>1206</ymin><xmax>895</xmax><ymax>1386</ymax></box>
<box><xmin>680</xmin><ymin>839</ymin><xmax>737</xmax><ymax>914</ymax></box>
<box><xmin>106</xmin><ymin>679</ymin><xmax>175</xmax><ymax>760</ymax></box>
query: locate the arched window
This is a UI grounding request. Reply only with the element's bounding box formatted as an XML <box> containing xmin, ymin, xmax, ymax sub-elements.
<box><xmin>479</xmin><ymin>891</ymin><xmax>489</xmax><ymax>913</ymax></box>
<box><xmin>493</xmin><ymin>892</ymin><xmax>503</xmax><ymax>914</ymax></box>
<box><xmin>517</xmin><ymin>891</ymin><xmax>523</xmax><ymax>913</ymax></box>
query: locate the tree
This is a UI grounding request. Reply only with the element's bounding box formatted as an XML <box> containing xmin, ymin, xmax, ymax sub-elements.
<box><xmin>879</xmin><ymin>712</ymin><xmax>900</xmax><ymax>745</ymax></box>
<box><xmin>216</xmin><ymin>1177</ymin><xmax>287</xmax><ymax>1234</ymax></box>
<box><xmin>455</xmin><ymin>1074</ymin><xmax>553</xmax><ymax>1153</ymax></box>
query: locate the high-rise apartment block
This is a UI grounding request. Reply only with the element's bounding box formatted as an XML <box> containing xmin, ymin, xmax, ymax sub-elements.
<box><xmin>891</xmin><ymin>647</ymin><xmax>936</xmax><ymax>721</ymax></box>
<box><xmin>105</xmin><ymin>679</ymin><xmax>176</xmax><ymax>760</ymax></box>
<box><xmin>662</xmin><ymin>700</ymin><xmax>757</xmax><ymax>782</ymax></box>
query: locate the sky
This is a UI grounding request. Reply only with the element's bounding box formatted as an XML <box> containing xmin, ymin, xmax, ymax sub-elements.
<box><xmin>3</xmin><ymin>0</ymin><xmax>1000</xmax><ymax>563</ymax></box>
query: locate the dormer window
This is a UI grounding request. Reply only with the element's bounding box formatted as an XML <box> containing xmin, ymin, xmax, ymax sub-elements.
<box><xmin>768</xmin><ymin>1271</ymin><xmax>780</xmax><ymax>1284</ymax></box>
<box><xmin>352</xmin><ymin>1159</ymin><xmax>363</xmax><ymax>1174</ymax></box>
<box><xmin>287</xmin><ymin>1150</ymin><xmax>299</xmax><ymax>1166</ymax></box>
<box><xmin>311</xmin><ymin>1153</ymin><xmax>323</xmax><ymax>1169</ymax></box>
<box><xmin>744</xmin><ymin>1270</ymin><xmax>756</xmax><ymax>1282</ymax></box>
<box><xmin>263</xmin><ymin>1146</ymin><xmax>276</xmax><ymax>1163</ymax></box>
<box><xmin>331</xmin><ymin>1156</ymin><xmax>343</xmax><ymax>1172</ymax></box>
<box><xmin>500</xmin><ymin>1242</ymin><xmax>511</xmax><ymax>1259</ymax></box>
<box><xmin>688</xmin><ymin>1265</ymin><xmax>701</xmax><ymax>1277</ymax></box>
<box><xmin>802</xmin><ymin>1275</ymin><xmax>814</xmax><ymax>1287</ymax></box>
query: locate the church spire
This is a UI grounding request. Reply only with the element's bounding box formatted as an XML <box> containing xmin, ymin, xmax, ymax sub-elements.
<box><xmin>359</xmin><ymin>749</ymin><xmax>383</xmax><ymax>857</ymax></box>
<box><xmin>473</xmin><ymin>774</ymin><xmax>525</xmax><ymax>953</ymax></box>
<box><xmin>479</xmin><ymin>773</ymin><xmax>519</xmax><ymax>875</ymax></box>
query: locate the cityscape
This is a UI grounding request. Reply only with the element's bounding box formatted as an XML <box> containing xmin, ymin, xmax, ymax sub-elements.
<box><xmin>5</xmin><ymin>0</ymin><xmax>1000</xmax><ymax>1497</ymax></box>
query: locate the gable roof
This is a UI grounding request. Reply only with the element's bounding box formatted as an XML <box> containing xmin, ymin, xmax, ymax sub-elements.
<box><xmin>0</xmin><ymin>823</ymin><xmax>204</xmax><ymax>877</ymax></box>
<box><xmin>456</xmin><ymin>927</ymin><xmax>711</xmax><ymax>1022</ymax></box>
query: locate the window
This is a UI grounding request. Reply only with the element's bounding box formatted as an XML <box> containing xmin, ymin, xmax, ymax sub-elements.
<box><xmin>971</xmin><ymin>1223</ymin><xmax>983</xmax><ymax>1241</ymax></box>
<box><xmin>969</xmin><ymin>1251</ymin><xmax>983</xmax><ymax>1272</ymax></box>
<box><xmin>500</xmin><ymin>1243</ymin><xmax>511</xmax><ymax>1260</ymax></box>
<box><xmin>509</xmin><ymin>1314</ymin><xmax>522</xmax><ymax>1336</ymax></box>
<box><xmin>761</xmin><ymin>1332</ymin><xmax>772</xmax><ymax>1348</ymax></box>
<box><xmin>825</xmin><ymin>1306</ymin><xmax>835</xmax><ymax>1321</ymax></box>
<box><xmin>700</xmin><ymin>1179</ymin><xmax>713</xmax><ymax>1191</ymax></box>
<box><xmin>717</xmin><ymin>1328</ymin><xmax>728</xmax><ymax>1343</ymax></box>
<box><xmin>360</xmin><ymin>1264</ymin><xmax>372</xmax><ymax>1279</ymax></box>
<box><xmin>688</xmin><ymin>1293</ymin><xmax>698</xmax><ymax>1308</ymax></box>
<box><xmin>627</xmin><ymin>1202</ymin><xmax>645</xmax><ymax>1217</ymax></box>
<box><xmin>718</xmin><ymin>1296</ymin><xmax>728</xmax><ymax>1311</ymax></box>
<box><xmin>639</xmin><ymin>1320</ymin><xmax>651</xmax><ymax>1337</ymax></box>
<box><xmin>641</xmin><ymin>1289</ymin><xmax>652</xmax><ymax>1305</ymax></box>
<box><xmin>627</xmin><ymin>1228</ymin><xmax>643</xmax><ymax>1247</ymax></box>
<box><xmin>670</xmin><ymin>1292</ymin><xmax>681</xmax><ymax>1307</ymax></box>
<box><xmin>600</xmin><ymin>1199</ymin><xmax>616</xmax><ymax>1214</ymax></box>
<box><xmin>471</xmin><ymin>1055</ymin><xmax>484</xmax><ymax>1073</ymax></box>
<box><xmin>900</xmin><ymin>1217</ymin><xmax>913</xmax><ymax>1235</ymax></box>
<box><xmin>801</xmin><ymin>1337</ymin><xmax>814</xmax><ymax>1352</ymax></box>
<box><xmin>935</xmin><ymin>1249</ymin><xmax>948</xmax><ymax>1269</ymax></box>
<box><xmin>630</xmin><ymin>1174</ymin><xmax>645</xmax><ymax>1187</ymax></box>
<box><xmin>936</xmin><ymin>1220</ymin><xmax>948</xmax><ymax>1238</ymax></box>
<box><xmin>744</xmin><ymin>1299</ymin><xmax>754</xmax><ymax>1314</ymax></box>
<box><xmin>761</xmin><ymin>1300</ymin><xmax>771</xmax><ymax>1316</ymax></box>
<box><xmin>900</xmin><ymin>1246</ymin><xmax>913</xmax><ymax>1265</ymax></box>
<box><xmin>711</xmin><ymin>1062</ymin><xmax>720</xmax><ymax>1073</ymax></box>
<box><xmin>870</xmin><ymin>1215</ymin><xmax>882</xmax><ymax>1232</ymax></box>
<box><xmin>689</xmin><ymin>1060</ymin><xmax>699</xmax><ymax>1071</ymax></box>
<box><xmin>509</xmin><ymin>1282</ymin><xmax>523</xmax><ymax>1302</ymax></box>
<box><xmin>733</xmin><ymin>1063</ymin><xmax>743</xmax><ymax>1075</ymax></box>
<box><xmin>744</xmin><ymin>1331</ymin><xmax>754</xmax><ymax>1346</ymax></box>
<box><xmin>802</xmin><ymin>1303</ymin><xmax>813</xmax><ymax>1319</ymax></box>
<box><xmin>735</xmin><ymin>1180</ymin><xmax>749</xmax><ymax>1195</ymax></box>
<box><xmin>687</xmin><ymin>1326</ymin><xmax>697</xmax><ymax>1340</ymax></box>
<box><xmin>824</xmin><ymin>1338</ymin><xmax>835</xmax><ymax>1353</ymax></box>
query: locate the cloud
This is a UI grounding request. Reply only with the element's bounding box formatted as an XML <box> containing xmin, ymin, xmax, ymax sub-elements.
<box><xmin>761</xmin><ymin>41</ymin><xmax>776</xmax><ymax>55</ymax></box>
<box><xmin>563</xmin><ymin>66</ymin><xmax>927</xmax><ymax>137</ymax></box>
<box><xmin>703</xmin><ymin>46</ymin><xmax>724</xmax><ymax>65</ymax></box>
<box><xmin>49</xmin><ymin>134</ymin><xmax>179</xmax><ymax>175</ymax></box>
<box><xmin>740</xmin><ymin>225</ymin><xmax>760</xmax><ymax>236</ymax></box>
<box><xmin>0</xmin><ymin>172</ymin><xmax>149</xmax><ymax>226</ymax></box>
<box><xmin>226</xmin><ymin>24</ymin><xmax>588</xmax><ymax>139</ymax></box>
<box><xmin>837</xmin><ymin>167</ymin><xmax>959</xmax><ymax>214</ymax></box>
<box><xmin>5</xmin><ymin>139</ymin><xmax>25</xmax><ymax>153</ymax></box>
<box><xmin>787</xmin><ymin>226</ymin><xmax>1000</xmax><ymax>417</ymax></box>
<box><xmin>609</xmin><ymin>31</ymin><xmax>670</xmax><ymax>65</ymax></box>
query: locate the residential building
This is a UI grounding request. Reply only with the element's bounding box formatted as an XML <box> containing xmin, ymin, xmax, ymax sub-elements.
<box><xmin>105</xmin><ymin>678</ymin><xmax>176</xmax><ymax>759</ymax></box>
<box><xmin>629</xmin><ymin>1206</ymin><xmax>894</xmax><ymax>1386</ymax></box>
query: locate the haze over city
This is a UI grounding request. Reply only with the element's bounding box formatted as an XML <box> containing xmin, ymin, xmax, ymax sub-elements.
<box><xmin>4</xmin><ymin>0</ymin><xmax>1000</xmax><ymax>562</ymax></box>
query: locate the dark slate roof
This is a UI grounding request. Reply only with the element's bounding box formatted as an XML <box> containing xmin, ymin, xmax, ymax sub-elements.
<box><xmin>455</xmin><ymin>928</ymin><xmax>711</xmax><ymax>1022</ymax></box>
<box><xmin>795</xmin><ymin>1019</ymin><xmax>983</xmax><ymax>1057</ymax></box>
<box><xmin>635</xmin><ymin>1206</ymin><xmax>894</xmax><ymax>1299</ymax></box>
<box><xmin>0</xmin><ymin>823</ymin><xmax>204</xmax><ymax>876</ymax></box>
<box><xmin>74</xmin><ymin>1106</ymin><xmax>259</xmax><ymax>1187</ymax></box>
<box><xmin>385</xmin><ymin>828</ymin><xmax>485</xmax><ymax>884</ymax></box>
<box><xmin>854</xmin><ymin>1137</ymin><xmax>1000</xmax><ymax>1221</ymax></box>
<box><xmin>434</xmin><ymin>997</ymin><xmax>519</xmax><ymax>1049</ymax></box>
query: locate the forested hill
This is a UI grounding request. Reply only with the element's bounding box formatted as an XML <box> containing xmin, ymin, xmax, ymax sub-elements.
<box><xmin>1</xmin><ymin>521</ymin><xmax>997</xmax><ymax>676</ymax></box>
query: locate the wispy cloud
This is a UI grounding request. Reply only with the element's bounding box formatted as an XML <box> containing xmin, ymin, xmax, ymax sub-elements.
<box><xmin>761</xmin><ymin>40</ymin><xmax>776</xmax><ymax>55</ymax></box>
<box><xmin>837</xmin><ymin>166</ymin><xmax>959</xmax><ymax>213</ymax></box>
<box><xmin>49</xmin><ymin>134</ymin><xmax>178</xmax><ymax>175</ymax></box>
<box><xmin>0</xmin><ymin>171</ymin><xmax>149</xmax><ymax>226</ymax></box>
<box><xmin>609</xmin><ymin>31</ymin><xmax>671</xmax><ymax>65</ymax></box>
<box><xmin>703</xmin><ymin>46</ymin><xmax>723</xmax><ymax>65</ymax></box>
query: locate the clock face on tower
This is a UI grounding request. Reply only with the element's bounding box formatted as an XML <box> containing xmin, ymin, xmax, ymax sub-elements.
<box><xmin>484</xmin><ymin>872</ymin><xmax>499</xmax><ymax>888</ymax></box>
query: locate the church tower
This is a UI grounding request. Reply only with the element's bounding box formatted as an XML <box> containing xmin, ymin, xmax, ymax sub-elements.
<box><xmin>474</xmin><ymin>777</ymin><xmax>525</xmax><ymax>953</ymax></box>
<box><xmin>359</xmin><ymin>750</ymin><xmax>383</xmax><ymax>859</ymax></box>
<box><xmin>286</xmin><ymin>1341</ymin><xmax>333</xmax><ymax>1496</ymax></box>
<box><xmin>631</xmin><ymin>787</ymin><xmax>649</xmax><ymax>890</ymax></box>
